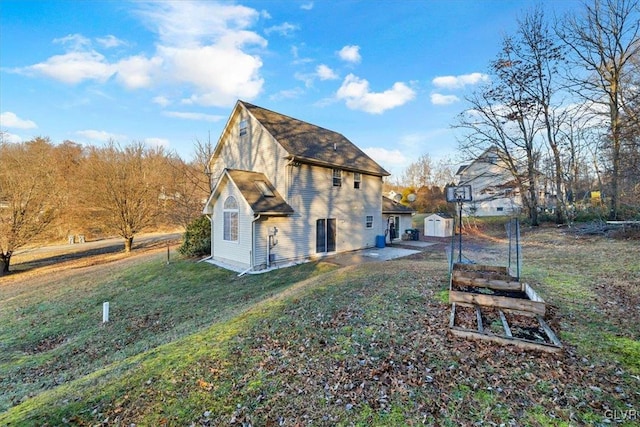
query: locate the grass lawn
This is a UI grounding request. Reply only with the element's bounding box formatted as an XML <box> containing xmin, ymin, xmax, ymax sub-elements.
<box><xmin>1</xmin><ymin>228</ymin><xmax>639</xmax><ymax>425</ymax></box>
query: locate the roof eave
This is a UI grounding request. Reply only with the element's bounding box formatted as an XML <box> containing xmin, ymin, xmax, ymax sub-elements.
<box><xmin>255</xmin><ymin>210</ymin><xmax>294</xmax><ymax>216</ymax></box>
<box><xmin>287</xmin><ymin>155</ymin><xmax>390</xmax><ymax>177</ymax></box>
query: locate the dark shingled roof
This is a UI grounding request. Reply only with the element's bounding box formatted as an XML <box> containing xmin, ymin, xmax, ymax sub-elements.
<box><xmin>382</xmin><ymin>196</ymin><xmax>415</xmax><ymax>214</ymax></box>
<box><xmin>241</xmin><ymin>101</ymin><xmax>390</xmax><ymax>177</ymax></box>
<box><xmin>227</xmin><ymin>169</ymin><xmax>294</xmax><ymax>215</ymax></box>
<box><xmin>455</xmin><ymin>165</ymin><xmax>468</xmax><ymax>175</ymax></box>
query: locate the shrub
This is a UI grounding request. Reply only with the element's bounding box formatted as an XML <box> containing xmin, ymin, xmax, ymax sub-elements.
<box><xmin>178</xmin><ymin>215</ymin><xmax>211</xmax><ymax>257</ymax></box>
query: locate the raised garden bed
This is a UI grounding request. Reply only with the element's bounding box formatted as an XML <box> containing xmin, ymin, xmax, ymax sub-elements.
<box><xmin>448</xmin><ymin>262</ymin><xmax>561</xmax><ymax>353</ymax></box>
<box><xmin>449</xmin><ymin>263</ymin><xmax>546</xmax><ymax>316</ymax></box>
<box><xmin>449</xmin><ymin>303</ymin><xmax>562</xmax><ymax>353</ymax></box>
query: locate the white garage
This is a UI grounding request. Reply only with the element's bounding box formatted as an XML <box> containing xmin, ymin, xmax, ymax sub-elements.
<box><xmin>424</xmin><ymin>213</ymin><xmax>454</xmax><ymax>237</ymax></box>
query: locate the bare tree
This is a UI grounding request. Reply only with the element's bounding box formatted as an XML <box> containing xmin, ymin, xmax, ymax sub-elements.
<box><xmin>514</xmin><ymin>7</ymin><xmax>570</xmax><ymax>223</ymax></box>
<box><xmin>0</xmin><ymin>138</ymin><xmax>60</xmax><ymax>274</ymax></box>
<box><xmin>401</xmin><ymin>154</ymin><xmax>433</xmax><ymax>188</ymax></box>
<box><xmin>456</xmin><ymin>40</ymin><xmax>544</xmax><ymax>226</ymax></box>
<box><xmin>83</xmin><ymin>141</ymin><xmax>168</xmax><ymax>252</ymax></box>
<box><xmin>558</xmin><ymin>0</ymin><xmax>640</xmax><ymax>219</ymax></box>
<box><xmin>432</xmin><ymin>157</ymin><xmax>457</xmax><ymax>188</ymax></box>
<box><xmin>163</xmin><ymin>136</ymin><xmax>215</xmax><ymax>229</ymax></box>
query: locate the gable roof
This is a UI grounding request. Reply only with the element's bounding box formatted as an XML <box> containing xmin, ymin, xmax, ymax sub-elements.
<box><xmin>455</xmin><ymin>165</ymin><xmax>468</xmax><ymax>175</ymax></box>
<box><xmin>382</xmin><ymin>196</ymin><xmax>415</xmax><ymax>214</ymax></box>
<box><xmin>426</xmin><ymin>212</ymin><xmax>453</xmax><ymax>219</ymax></box>
<box><xmin>204</xmin><ymin>169</ymin><xmax>294</xmax><ymax>216</ymax></box>
<box><xmin>240</xmin><ymin>101</ymin><xmax>390</xmax><ymax>177</ymax></box>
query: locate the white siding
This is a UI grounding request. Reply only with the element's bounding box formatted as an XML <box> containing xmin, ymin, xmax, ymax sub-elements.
<box><xmin>290</xmin><ymin>164</ymin><xmax>382</xmax><ymax>255</ymax></box>
<box><xmin>457</xmin><ymin>157</ymin><xmax>522</xmax><ymax>217</ymax></box>
<box><xmin>211</xmin><ymin>108</ymin><xmax>290</xmax><ymax>198</ymax></box>
<box><xmin>211</xmin><ymin>179</ymin><xmax>254</xmax><ymax>270</ymax></box>
<box><xmin>247</xmin><ymin>165</ymin><xmax>384</xmax><ymax>269</ymax></box>
<box><xmin>208</xmin><ymin>103</ymin><xmax>388</xmax><ymax>270</ymax></box>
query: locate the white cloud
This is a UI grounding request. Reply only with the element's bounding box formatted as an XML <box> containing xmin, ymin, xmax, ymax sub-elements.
<box><xmin>431</xmin><ymin>93</ymin><xmax>460</xmax><ymax>105</ymax></box>
<box><xmin>264</xmin><ymin>22</ymin><xmax>299</xmax><ymax>36</ymax></box>
<box><xmin>76</xmin><ymin>129</ymin><xmax>126</xmax><ymax>142</ymax></box>
<box><xmin>432</xmin><ymin>72</ymin><xmax>489</xmax><ymax>89</ymax></box>
<box><xmin>153</xmin><ymin>96</ymin><xmax>171</xmax><ymax>107</ymax></box>
<box><xmin>270</xmin><ymin>87</ymin><xmax>305</xmax><ymax>101</ymax></box>
<box><xmin>96</xmin><ymin>35</ymin><xmax>127</xmax><ymax>49</ymax></box>
<box><xmin>144</xmin><ymin>137</ymin><xmax>169</xmax><ymax>148</ymax></box>
<box><xmin>140</xmin><ymin>2</ymin><xmax>266</xmax><ymax>106</ymax></box>
<box><xmin>316</xmin><ymin>64</ymin><xmax>338</xmax><ymax>80</ymax></box>
<box><xmin>0</xmin><ymin>131</ymin><xmax>23</xmax><ymax>143</ymax></box>
<box><xmin>336</xmin><ymin>74</ymin><xmax>415</xmax><ymax>114</ymax></box>
<box><xmin>53</xmin><ymin>34</ymin><xmax>92</xmax><ymax>51</ymax></box>
<box><xmin>300</xmin><ymin>2</ymin><xmax>314</xmax><ymax>10</ymax></box>
<box><xmin>25</xmin><ymin>51</ymin><xmax>114</xmax><ymax>84</ymax></box>
<box><xmin>338</xmin><ymin>45</ymin><xmax>361</xmax><ymax>64</ymax></box>
<box><xmin>291</xmin><ymin>45</ymin><xmax>313</xmax><ymax>65</ymax></box>
<box><xmin>162</xmin><ymin>44</ymin><xmax>264</xmax><ymax>107</ymax></box>
<box><xmin>115</xmin><ymin>55</ymin><xmax>163</xmax><ymax>89</ymax></box>
<box><xmin>294</xmin><ymin>72</ymin><xmax>314</xmax><ymax>88</ymax></box>
<box><xmin>135</xmin><ymin>1</ymin><xmax>260</xmax><ymax>47</ymax></box>
<box><xmin>363</xmin><ymin>147</ymin><xmax>409</xmax><ymax>167</ymax></box>
<box><xmin>17</xmin><ymin>1</ymin><xmax>267</xmax><ymax>108</ymax></box>
<box><xmin>0</xmin><ymin>112</ymin><xmax>37</xmax><ymax>129</ymax></box>
<box><xmin>163</xmin><ymin>111</ymin><xmax>225</xmax><ymax>122</ymax></box>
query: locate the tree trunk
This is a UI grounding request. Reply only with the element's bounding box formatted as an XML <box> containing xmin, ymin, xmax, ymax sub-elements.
<box><xmin>552</xmin><ymin>147</ymin><xmax>566</xmax><ymax>224</ymax></box>
<box><xmin>124</xmin><ymin>237</ymin><xmax>134</xmax><ymax>253</ymax></box>
<box><xmin>0</xmin><ymin>252</ymin><xmax>11</xmax><ymax>276</ymax></box>
<box><xmin>528</xmin><ymin>163</ymin><xmax>539</xmax><ymax>227</ymax></box>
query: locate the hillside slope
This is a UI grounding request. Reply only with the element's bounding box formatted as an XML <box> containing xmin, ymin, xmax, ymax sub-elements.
<box><xmin>2</xmin><ymin>229</ymin><xmax>639</xmax><ymax>425</ymax></box>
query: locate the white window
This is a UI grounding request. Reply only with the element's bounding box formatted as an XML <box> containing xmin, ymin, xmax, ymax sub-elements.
<box><xmin>354</xmin><ymin>172</ymin><xmax>361</xmax><ymax>189</ymax></box>
<box><xmin>365</xmin><ymin>215</ymin><xmax>373</xmax><ymax>228</ymax></box>
<box><xmin>333</xmin><ymin>169</ymin><xmax>342</xmax><ymax>187</ymax></box>
<box><xmin>239</xmin><ymin>120</ymin><xmax>248</xmax><ymax>138</ymax></box>
<box><xmin>223</xmin><ymin>196</ymin><xmax>239</xmax><ymax>242</ymax></box>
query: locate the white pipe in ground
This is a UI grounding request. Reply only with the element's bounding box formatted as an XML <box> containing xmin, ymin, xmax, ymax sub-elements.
<box><xmin>103</xmin><ymin>302</ymin><xmax>109</xmax><ymax>323</ymax></box>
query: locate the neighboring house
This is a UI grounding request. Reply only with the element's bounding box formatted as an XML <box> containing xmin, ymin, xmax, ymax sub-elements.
<box><xmin>455</xmin><ymin>147</ymin><xmax>522</xmax><ymax>217</ymax></box>
<box><xmin>203</xmin><ymin>100</ymin><xmax>390</xmax><ymax>271</ymax></box>
<box><xmin>382</xmin><ymin>196</ymin><xmax>415</xmax><ymax>243</ymax></box>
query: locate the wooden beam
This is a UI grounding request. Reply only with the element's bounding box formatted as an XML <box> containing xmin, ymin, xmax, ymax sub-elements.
<box><xmin>449</xmin><ymin>303</ymin><xmax>456</xmax><ymax>328</ymax></box>
<box><xmin>452</xmin><ymin>269</ymin><xmax>514</xmax><ymax>281</ymax></box>
<box><xmin>449</xmin><ymin>327</ymin><xmax>562</xmax><ymax>354</ymax></box>
<box><xmin>524</xmin><ymin>283</ymin><xmax>545</xmax><ymax>303</ymax></box>
<box><xmin>537</xmin><ymin>315</ymin><xmax>562</xmax><ymax>347</ymax></box>
<box><xmin>499</xmin><ymin>310</ymin><xmax>512</xmax><ymax>337</ymax></box>
<box><xmin>452</xmin><ymin>273</ymin><xmax>522</xmax><ymax>291</ymax></box>
<box><xmin>476</xmin><ymin>305</ymin><xmax>484</xmax><ymax>333</ymax></box>
<box><xmin>449</xmin><ymin>290</ymin><xmax>546</xmax><ymax>316</ymax></box>
<box><xmin>453</xmin><ymin>263</ymin><xmax>509</xmax><ymax>274</ymax></box>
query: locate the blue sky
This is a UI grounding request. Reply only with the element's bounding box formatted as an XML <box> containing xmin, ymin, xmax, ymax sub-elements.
<box><xmin>0</xmin><ymin>0</ymin><xmax>581</xmax><ymax>178</ymax></box>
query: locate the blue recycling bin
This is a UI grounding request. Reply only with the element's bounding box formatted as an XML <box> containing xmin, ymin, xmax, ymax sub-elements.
<box><xmin>375</xmin><ymin>235</ymin><xmax>386</xmax><ymax>248</ymax></box>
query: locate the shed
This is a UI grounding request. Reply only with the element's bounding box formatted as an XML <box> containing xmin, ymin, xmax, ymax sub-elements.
<box><xmin>424</xmin><ymin>213</ymin><xmax>453</xmax><ymax>237</ymax></box>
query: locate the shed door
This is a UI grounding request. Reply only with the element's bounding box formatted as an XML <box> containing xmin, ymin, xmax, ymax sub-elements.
<box><xmin>426</xmin><ymin>218</ymin><xmax>435</xmax><ymax>236</ymax></box>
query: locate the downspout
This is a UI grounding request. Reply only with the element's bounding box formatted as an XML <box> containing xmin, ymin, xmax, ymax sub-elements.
<box><xmin>205</xmin><ymin>214</ymin><xmax>213</xmax><ymax>259</ymax></box>
<box><xmin>286</xmin><ymin>157</ymin><xmax>296</xmax><ymax>200</ymax></box>
<box><xmin>251</xmin><ymin>214</ymin><xmax>261</xmax><ymax>270</ymax></box>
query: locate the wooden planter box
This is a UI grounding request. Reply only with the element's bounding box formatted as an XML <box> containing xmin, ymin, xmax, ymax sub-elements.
<box><xmin>449</xmin><ymin>303</ymin><xmax>562</xmax><ymax>353</ymax></box>
<box><xmin>449</xmin><ymin>263</ymin><xmax>546</xmax><ymax>316</ymax></box>
<box><xmin>448</xmin><ymin>263</ymin><xmax>561</xmax><ymax>352</ymax></box>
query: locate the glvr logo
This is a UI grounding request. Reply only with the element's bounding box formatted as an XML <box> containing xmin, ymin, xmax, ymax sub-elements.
<box><xmin>604</xmin><ymin>409</ymin><xmax>637</xmax><ymax>420</ymax></box>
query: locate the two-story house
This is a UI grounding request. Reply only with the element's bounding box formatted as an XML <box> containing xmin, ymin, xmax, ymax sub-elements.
<box><xmin>455</xmin><ymin>147</ymin><xmax>522</xmax><ymax>217</ymax></box>
<box><xmin>202</xmin><ymin>101</ymin><xmax>391</xmax><ymax>272</ymax></box>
